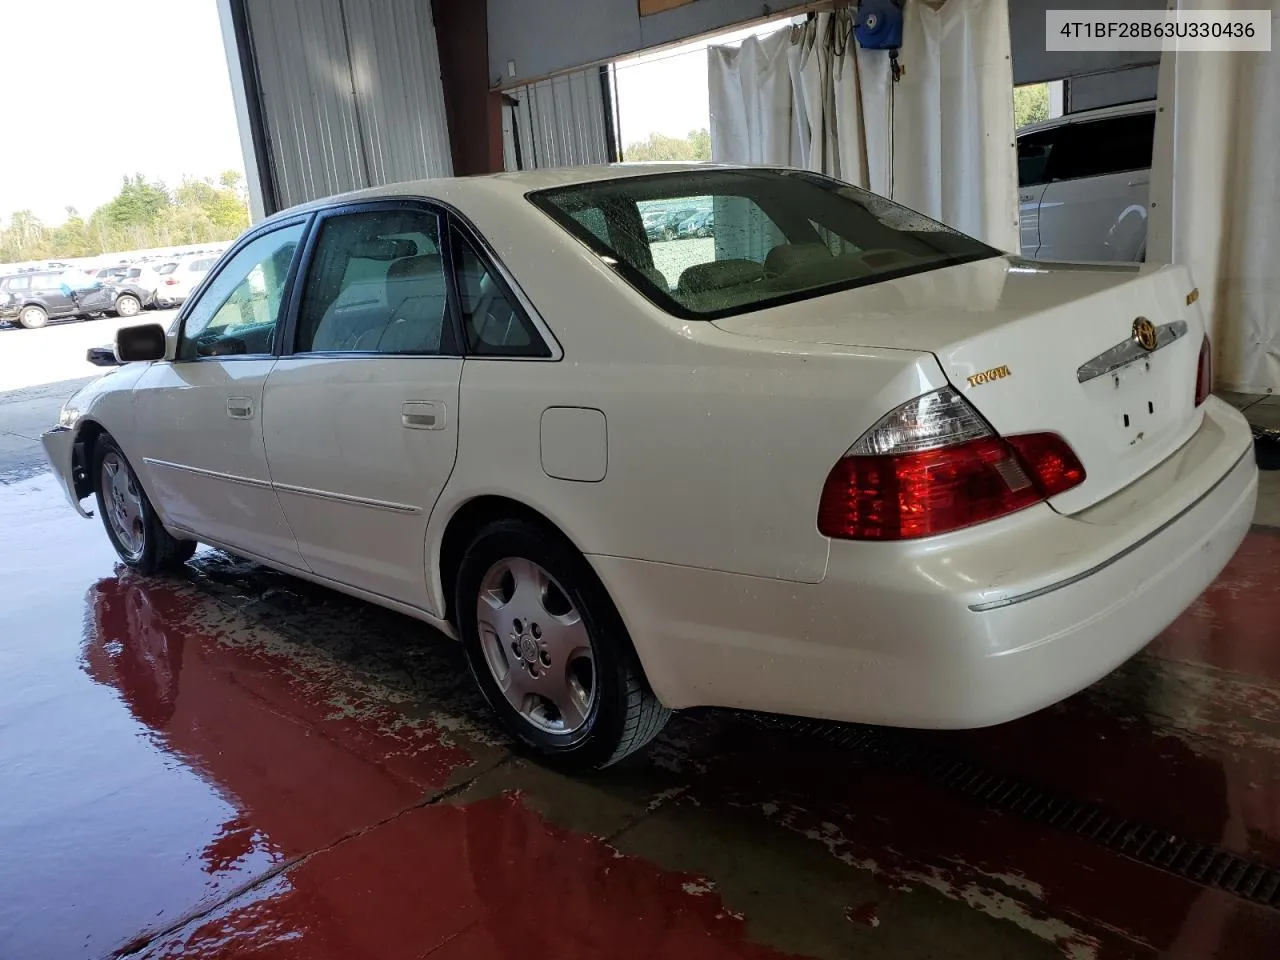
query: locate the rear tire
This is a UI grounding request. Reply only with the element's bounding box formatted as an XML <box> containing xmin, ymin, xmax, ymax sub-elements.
<box><xmin>455</xmin><ymin>518</ymin><xmax>670</xmax><ymax>770</ymax></box>
<box><xmin>93</xmin><ymin>434</ymin><xmax>197</xmax><ymax>574</ymax></box>
<box><xmin>18</xmin><ymin>305</ymin><xmax>48</xmax><ymax>329</ymax></box>
<box><xmin>114</xmin><ymin>294</ymin><xmax>141</xmax><ymax>318</ymax></box>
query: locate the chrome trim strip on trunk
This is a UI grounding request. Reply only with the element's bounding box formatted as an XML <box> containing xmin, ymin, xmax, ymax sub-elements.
<box><xmin>969</xmin><ymin>445</ymin><xmax>1252</xmax><ymax>612</ymax></box>
<box><xmin>1076</xmin><ymin>319</ymin><xmax>1187</xmax><ymax>384</ymax></box>
<box><xmin>143</xmin><ymin>458</ymin><xmax>273</xmax><ymax>490</ymax></box>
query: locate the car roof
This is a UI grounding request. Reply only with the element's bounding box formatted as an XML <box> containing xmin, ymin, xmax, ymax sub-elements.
<box><xmin>1017</xmin><ymin>99</ymin><xmax>1156</xmax><ymax>137</ymax></box>
<box><xmin>255</xmin><ymin>162</ymin><xmax>747</xmax><ymax>227</ymax></box>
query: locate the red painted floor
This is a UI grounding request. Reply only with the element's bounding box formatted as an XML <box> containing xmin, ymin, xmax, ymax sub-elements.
<box><xmin>2</xmin><ymin>472</ymin><xmax>1279</xmax><ymax>959</ymax></box>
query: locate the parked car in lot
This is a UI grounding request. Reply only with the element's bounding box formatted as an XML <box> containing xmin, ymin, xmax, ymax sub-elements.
<box><xmin>641</xmin><ymin>205</ymin><xmax>699</xmax><ymax>242</ymax></box>
<box><xmin>95</xmin><ymin>265</ymin><xmax>134</xmax><ymax>284</ymax></box>
<box><xmin>153</xmin><ymin>256</ymin><xmax>216</xmax><ymax>307</ymax></box>
<box><xmin>112</xmin><ymin>264</ymin><xmax>171</xmax><ymax>309</ymax></box>
<box><xmin>43</xmin><ymin>165</ymin><xmax>1255</xmax><ymax>770</ymax></box>
<box><xmin>678</xmin><ymin>209</ymin><xmax>714</xmax><ymax>238</ymax></box>
<box><xmin>1017</xmin><ymin>100</ymin><xmax>1155</xmax><ymax>262</ymax></box>
<box><xmin>0</xmin><ymin>271</ymin><xmax>146</xmax><ymax>328</ymax></box>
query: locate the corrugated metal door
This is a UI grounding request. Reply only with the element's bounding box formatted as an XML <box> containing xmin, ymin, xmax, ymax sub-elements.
<box><xmin>503</xmin><ymin>65</ymin><xmax>618</xmax><ymax>171</ymax></box>
<box><xmin>342</xmin><ymin>0</ymin><xmax>453</xmax><ymax>186</ymax></box>
<box><xmin>243</xmin><ymin>0</ymin><xmax>452</xmax><ymax>211</ymax></box>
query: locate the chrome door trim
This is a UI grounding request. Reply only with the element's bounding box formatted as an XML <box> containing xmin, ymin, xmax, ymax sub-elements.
<box><xmin>143</xmin><ymin>458</ymin><xmax>273</xmax><ymax>490</ymax></box>
<box><xmin>1076</xmin><ymin>319</ymin><xmax>1188</xmax><ymax>384</ymax></box>
<box><xmin>272</xmin><ymin>481</ymin><xmax>421</xmax><ymax>515</ymax></box>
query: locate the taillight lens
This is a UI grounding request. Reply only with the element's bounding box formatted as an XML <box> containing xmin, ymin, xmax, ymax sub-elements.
<box><xmin>1194</xmin><ymin>335</ymin><xmax>1212</xmax><ymax>406</ymax></box>
<box><xmin>818</xmin><ymin>388</ymin><xmax>1085</xmax><ymax>541</ymax></box>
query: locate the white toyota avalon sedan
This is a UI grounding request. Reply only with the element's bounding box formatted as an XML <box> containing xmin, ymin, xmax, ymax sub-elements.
<box><xmin>43</xmin><ymin>164</ymin><xmax>1257</xmax><ymax>769</ymax></box>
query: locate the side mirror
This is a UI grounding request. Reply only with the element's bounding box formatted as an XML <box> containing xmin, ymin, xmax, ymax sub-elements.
<box><xmin>86</xmin><ymin>344</ymin><xmax>120</xmax><ymax>367</ymax></box>
<box><xmin>115</xmin><ymin>323</ymin><xmax>167</xmax><ymax>363</ymax></box>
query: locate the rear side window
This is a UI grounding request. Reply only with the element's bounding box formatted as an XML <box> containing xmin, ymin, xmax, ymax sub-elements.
<box><xmin>294</xmin><ymin>209</ymin><xmax>453</xmax><ymax>356</ymax></box>
<box><xmin>1042</xmin><ymin>112</ymin><xmax>1155</xmax><ymax>182</ymax></box>
<box><xmin>450</xmin><ymin>225</ymin><xmax>549</xmax><ymax>358</ymax></box>
<box><xmin>530</xmin><ymin>169</ymin><xmax>996</xmax><ymax>320</ymax></box>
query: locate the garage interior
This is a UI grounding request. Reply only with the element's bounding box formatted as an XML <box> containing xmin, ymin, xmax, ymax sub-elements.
<box><xmin>3</xmin><ymin>0</ymin><xmax>1280</xmax><ymax>957</ymax></box>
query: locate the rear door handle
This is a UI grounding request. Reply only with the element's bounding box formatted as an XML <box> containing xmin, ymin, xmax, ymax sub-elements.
<box><xmin>227</xmin><ymin>397</ymin><xmax>254</xmax><ymax>419</ymax></box>
<box><xmin>402</xmin><ymin>400</ymin><xmax>445</xmax><ymax>430</ymax></box>
<box><xmin>1128</xmin><ymin>177</ymin><xmax>1150</xmax><ymax>187</ymax></box>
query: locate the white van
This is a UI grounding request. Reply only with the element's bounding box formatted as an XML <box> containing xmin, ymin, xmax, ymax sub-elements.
<box><xmin>1017</xmin><ymin>101</ymin><xmax>1156</xmax><ymax>263</ymax></box>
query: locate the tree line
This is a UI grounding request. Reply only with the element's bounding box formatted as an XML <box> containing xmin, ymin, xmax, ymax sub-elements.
<box><xmin>623</xmin><ymin>128</ymin><xmax>712</xmax><ymax>162</ymax></box>
<box><xmin>0</xmin><ymin>171</ymin><xmax>250</xmax><ymax>264</ymax></box>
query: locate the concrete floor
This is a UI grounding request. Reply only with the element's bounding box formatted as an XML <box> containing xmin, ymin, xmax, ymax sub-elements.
<box><xmin>2</xmin><ymin>368</ymin><xmax>1279</xmax><ymax>958</ymax></box>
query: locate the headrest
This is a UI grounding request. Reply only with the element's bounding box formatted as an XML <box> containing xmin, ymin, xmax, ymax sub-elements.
<box><xmin>387</xmin><ymin>254</ymin><xmax>443</xmax><ymax>281</ymax></box>
<box><xmin>351</xmin><ymin>238</ymin><xmax>418</xmax><ymax>260</ymax></box>
<box><xmin>764</xmin><ymin>242</ymin><xmax>832</xmax><ymax>277</ymax></box>
<box><xmin>677</xmin><ymin>259</ymin><xmax>763</xmax><ymax>296</ymax></box>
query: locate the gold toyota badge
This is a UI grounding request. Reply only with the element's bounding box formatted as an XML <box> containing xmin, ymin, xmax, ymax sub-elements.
<box><xmin>1133</xmin><ymin>317</ymin><xmax>1158</xmax><ymax>352</ymax></box>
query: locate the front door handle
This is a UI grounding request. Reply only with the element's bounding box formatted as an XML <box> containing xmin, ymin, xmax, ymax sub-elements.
<box><xmin>227</xmin><ymin>397</ymin><xmax>254</xmax><ymax>419</ymax></box>
<box><xmin>1127</xmin><ymin>177</ymin><xmax>1150</xmax><ymax>187</ymax></box>
<box><xmin>402</xmin><ymin>400</ymin><xmax>445</xmax><ymax>430</ymax></box>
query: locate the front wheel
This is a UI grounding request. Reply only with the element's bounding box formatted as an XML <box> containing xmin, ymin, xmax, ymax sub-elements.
<box><xmin>114</xmin><ymin>294</ymin><xmax>141</xmax><ymax>317</ymax></box>
<box><xmin>93</xmin><ymin>435</ymin><xmax>197</xmax><ymax>574</ymax></box>
<box><xmin>18</xmin><ymin>305</ymin><xmax>48</xmax><ymax>329</ymax></box>
<box><xmin>455</xmin><ymin>519</ymin><xmax>670</xmax><ymax>770</ymax></box>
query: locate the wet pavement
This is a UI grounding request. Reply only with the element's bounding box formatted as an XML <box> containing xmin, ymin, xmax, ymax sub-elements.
<box><xmin>3</xmin><ymin>461</ymin><xmax>1280</xmax><ymax>957</ymax></box>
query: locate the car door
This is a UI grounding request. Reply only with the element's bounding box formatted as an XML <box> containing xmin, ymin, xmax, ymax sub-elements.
<box><xmin>1015</xmin><ymin>126</ymin><xmax>1056</xmax><ymax>257</ymax></box>
<box><xmin>260</xmin><ymin>202</ymin><xmax>462</xmax><ymax>609</ymax></box>
<box><xmin>31</xmin><ymin>273</ymin><xmax>76</xmax><ymax>316</ymax></box>
<box><xmin>1035</xmin><ymin>111</ymin><xmax>1155</xmax><ymax>262</ymax></box>
<box><xmin>129</xmin><ymin>218</ymin><xmax>310</xmax><ymax>568</ymax></box>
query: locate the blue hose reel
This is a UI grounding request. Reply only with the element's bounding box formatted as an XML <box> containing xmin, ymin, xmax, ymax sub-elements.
<box><xmin>853</xmin><ymin>0</ymin><xmax>904</xmax><ymax>50</ymax></box>
<box><xmin>854</xmin><ymin>0</ymin><xmax>905</xmax><ymax>80</ymax></box>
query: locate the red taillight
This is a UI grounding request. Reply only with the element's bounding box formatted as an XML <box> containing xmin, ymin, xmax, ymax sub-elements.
<box><xmin>1004</xmin><ymin>433</ymin><xmax>1086</xmax><ymax>497</ymax></box>
<box><xmin>1195</xmin><ymin>334</ymin><xmax>1212</xmax><ymax>406</ymax></box>
<box><xmin>818</xmin><ymin>431</ymin><xmax>1085</xmax><ymax>541</ymax></box>
<box><xmin>164</xmin><ymin>277</ymin><xmax>179</xmax><ymax>285</ymax></box>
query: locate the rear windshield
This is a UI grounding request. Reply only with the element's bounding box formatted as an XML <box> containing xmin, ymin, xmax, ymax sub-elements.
<box><xmin>529</xmin><ymin>168</ymin><xmax>998</xmax><ymax>320</ymax></box>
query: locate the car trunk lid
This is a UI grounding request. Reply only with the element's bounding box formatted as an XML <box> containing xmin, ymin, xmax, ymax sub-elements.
<box><xmin>712</xmin><ymin>256</ymin><xmax>1207</xmax><ymax>514</ymax></box>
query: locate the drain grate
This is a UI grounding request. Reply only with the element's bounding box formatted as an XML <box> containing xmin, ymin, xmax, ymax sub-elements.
<box><xmin>746</xmin><ymin>714</ymin><xmax>1280</xmax><ymax>909</ymax></box>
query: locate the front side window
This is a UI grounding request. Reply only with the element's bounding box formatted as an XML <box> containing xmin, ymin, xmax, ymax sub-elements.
<box><xmin>530</xmin><ymin>169</ymin><xmax>997</xmax><ymax>320</ymax></box>
<box><xmin>178</xmin><ymin>222</ymin><xmax>304</xmax><ymax>360</ymax></box>
<box><xmin>295</xmin><ymin>209</ymin><xmax>451</xmax><ymax>355</ymax></box>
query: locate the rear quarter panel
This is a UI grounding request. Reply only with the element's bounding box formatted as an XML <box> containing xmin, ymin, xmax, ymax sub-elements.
<box><xmin>426</xmin><ymin>187</ymin><xmax>946</xmax><ymax>606</ymax></box>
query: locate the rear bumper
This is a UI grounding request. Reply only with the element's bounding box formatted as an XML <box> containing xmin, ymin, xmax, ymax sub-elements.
<box><xmin>592</xmin><ymin>398</ymin><xmax>1257</xmax><ymax>726</ymax></box>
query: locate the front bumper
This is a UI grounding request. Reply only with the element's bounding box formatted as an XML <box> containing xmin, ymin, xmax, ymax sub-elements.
<box><xmin>41</xmin><ymin>426</ymin><xmax>93</xmax><ymax>518</ymax></box>
<box><xmin>592</xmin><ymin>398</ymin><xmax>1257</xmax><ymax>727</ymax></box>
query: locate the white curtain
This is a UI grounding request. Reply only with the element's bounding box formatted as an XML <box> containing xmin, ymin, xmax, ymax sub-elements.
<box><xmin>1148</xmin><ymin>0</ymin><xmax>1280</xmax><ymax>394</ymax></box>
<box><xmin>707</xmin><ymin>0</ymin><xmax>1018</xmax><ymax>252</ymax></box>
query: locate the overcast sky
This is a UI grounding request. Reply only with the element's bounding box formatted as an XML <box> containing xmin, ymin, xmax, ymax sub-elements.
<box><xmin>612</xmin><ymin>19</ymin><xmax>790</xmax><ymax>149</ymax></box>
<box><xmin>0</xmin><ymin>5</ymin><xmax>789</xmax><ymax>227</ymax></box>
<box><xmin>0</xmin><ymin>0</ymin><xmax>245</xmax><ymax>226</ymax></box>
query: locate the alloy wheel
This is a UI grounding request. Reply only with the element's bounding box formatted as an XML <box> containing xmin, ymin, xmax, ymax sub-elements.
<box><xmin>101</xmin><ymin>451</ymin><xmax>145</xmax><ymax>561</ymax></box>
<box><xmin>475</xmin><ymin>557</ymin><xmax>596</xmax><ymax>735</ymax></box>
